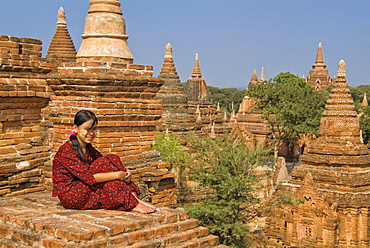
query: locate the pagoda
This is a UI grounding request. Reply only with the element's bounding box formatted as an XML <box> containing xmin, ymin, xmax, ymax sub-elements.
<box><xmin>154</xmin><ymin>43</ymin><xmax>192</xmax><ymax>131</ymax></box>
<box><xmin>46</xmin><ymin>7</ymin><xmax>77</xmax><ymax>61</ymax></box>
<box><xmin>231</xmin><ymin>69</ymin><xmax>271</xmax><ymax>147</ymax></box>
<box><xmin>185</xmin><ymin>54</ymin><xmax>221</xmax><ymax>129</ymax></box>
<box><xmin>306</xmin><ymin>43</ymin><xmax>332</xmax><ymax>90</ymax></box>
<box><xmin>266</xmin><ymin>60</ymin><xmax>370</xmax><ymax>247</ymax></box>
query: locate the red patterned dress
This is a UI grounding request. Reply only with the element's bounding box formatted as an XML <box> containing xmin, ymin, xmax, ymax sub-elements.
<box><xmin>52</xmin><ymin>142</ymin><xmax>140</xmax><ymax>211</ymax></box>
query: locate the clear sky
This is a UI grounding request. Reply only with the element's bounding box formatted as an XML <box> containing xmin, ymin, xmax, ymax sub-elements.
<box><xmin>0</xmin><ymin>0</ymin><xmax>369</xmax><ymax>89</ymax></box>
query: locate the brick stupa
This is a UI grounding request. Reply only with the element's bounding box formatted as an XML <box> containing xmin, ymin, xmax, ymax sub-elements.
<box><xmin>154</xmin><ymin>43</ymin><xmax>192</xmax><ymax>131</ymax></box>
<box><xmin>185</xmin><ymin>53</ymin><xmax>209</xmax><ymax>102</ymax></box>
<box><xmin>46</xmin><ymin>7</ymin><xmax>77</xmax><ymax>61</ymax></box>
<box><xmin>185</xmin><ymin>54</ymin><xmax>225</xmax><ymax>134</ymax></box>
<box><xmin>266</xmin><ymin>60</ymin><xmax>370</xmax><ymax>247</ymax></box>
<box><xmin>306</xmin><ymin>43</ymin><xmax>332</xmax><ymax>90</ymax></box>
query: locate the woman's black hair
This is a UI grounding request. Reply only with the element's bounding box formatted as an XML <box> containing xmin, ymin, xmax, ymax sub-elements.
<box><xmin>70</xmin><ymin>110</ymin><xmax>98</xmax><ymax>165</ymax></box>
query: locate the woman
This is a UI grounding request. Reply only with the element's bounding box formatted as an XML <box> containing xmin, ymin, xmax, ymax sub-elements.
<box><xmin>52</xmin><ymin>110</ymin><xmax>156</xmax><ymax>214</ymax></box>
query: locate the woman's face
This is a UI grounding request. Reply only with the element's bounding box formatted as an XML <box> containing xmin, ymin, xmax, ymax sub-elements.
<box><xmin>74</xmin><ymin>119</ymin><xmax>97</xmax><ymax>147</ymax></box>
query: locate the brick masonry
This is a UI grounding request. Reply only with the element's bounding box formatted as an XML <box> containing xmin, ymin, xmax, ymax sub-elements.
<box><xmin>0</xmin><ymin>35</ymin><xmax>53</xmax><ymax>197</ymax></box>
<box><xmin>0</xmin><ymin>192</ymin><xmax>227</xmax><ymax>247</ymax></box>
<box><xmin>0</xmin><ymin>34</ymin><xmax>177</xmax><ymax>206</ymax></box>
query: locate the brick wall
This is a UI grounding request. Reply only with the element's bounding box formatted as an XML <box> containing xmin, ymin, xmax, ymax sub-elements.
<box><xmin>46</xmin><ymin>61</ymin><xmax>177</xmax><ymax>206</ymax></box>
<box><xmin>0</xmin><ymin>35</ymin><xmax>53</xmax><ymax>197</ymax></box>
<box><xmin>0</xmin><ymin>36</ymin><xmax>177</xmax><ymax>206</ymax></box>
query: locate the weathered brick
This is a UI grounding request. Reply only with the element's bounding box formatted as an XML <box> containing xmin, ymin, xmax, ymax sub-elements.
<box><xmin>0</xmin><ymin>223</ymin><xmax>13</xmax><ymax>236</ymax></box>
<box><xmin>54</xmin><ymin>225</ymin><xmax>94</xmax><ymax>241</ymax></box>
<box><xmin>0</xmin><ymin>146</ymin><xmax>17</xmax><ymax>154</ymax></box>
<box><xmin>176</xmin><ymin>219</ymin><xmax>199</xmax><ymax>231</ymax></box>
<box><xmin>126</xmin><ymin>228</ymin><xmax>155</xmax><ymax>242</ymax></box>
<box><xmin>110</xmin><ymin>217</ymin><xmax>141</xmax><ymax>232</ymax></box>
<box><xmin>41</xmin><ymin>238</ymin><xmax>68</xmax><ymax>248</ymax></box>
<box><xmin>153</xmin><ymin>223</ymin><xmax>177</xmax><ymax>236</ymax></box>
<box><xmin>12</xmin><ymin>228</ymin><xmax>40</xmax><ymax>246</ymax></box>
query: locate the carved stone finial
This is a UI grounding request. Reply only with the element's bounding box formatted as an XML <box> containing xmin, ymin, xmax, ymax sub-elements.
<box><xmin>165</xmin><ymin>43</ymin><xmax>173</xmax><ymax>58</ymax></box>
<box><xmin>336</xmin><ymin>59</ymin><xmax>346</xmax><ymax>78</ymax></box>
<box><xmin>159</xmin><ymin>43</ymin><xmax>177</xmax><ymax>75</ymax></box>
<box><xmin>57</xmin><ymin>7</ymin><xmax>67</xmax><ymax>25</ymax></box>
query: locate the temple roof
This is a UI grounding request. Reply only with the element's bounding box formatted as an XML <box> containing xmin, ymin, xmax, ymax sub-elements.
<box><xmin>307</xmin><ymin>43</ymin><xmax>331</xmax><ymax>90</ymax></box>
<box><xmin>248</xmin><ymin>69</ymin><xmax>258</xmax><ymax>87</ymax></box>
<box><xmin>315</xmin><ymin>42</ymin><xmax>324</xmax><ymax>64</ymax></box>
<box><xmin>189</xmin><ymin>53</ymin><xmax>203</xmax><ymax>80</ymax></box>
<box><xmin>159</xmin><ymin>43</ymin><xmax>178</xmax><ymax>75</ymax></box>
<box><xmin>186</xmin><ymin>53</ymin><xmax>209</xmax><ymax>101</ymax></box>
<box><xmin>46</xmin><ymin>7</ymin><xmax>76</xmax><ymax>61</ymax></box>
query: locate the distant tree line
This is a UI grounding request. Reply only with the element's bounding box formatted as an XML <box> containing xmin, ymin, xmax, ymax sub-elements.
<box><xmin>181</xmin><ymin>82</ymin><xmax>246</xmax><ymax>113</ymax></box>
<box><xmin>207</xmin><ymin>86</ymin><xmax>245</xmax><ymax>113</ymax></box>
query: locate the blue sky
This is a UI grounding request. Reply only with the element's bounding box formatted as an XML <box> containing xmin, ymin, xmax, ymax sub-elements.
<box><xmin>0</xmin><ymin>0</ymin><xmax>369</xmax><ymax>89</ymax></box>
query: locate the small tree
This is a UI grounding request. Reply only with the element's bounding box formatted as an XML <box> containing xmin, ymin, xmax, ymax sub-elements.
<box><xmin>153</xmin><ymin>132</ymin><xmax>192</xmax><ymax>200</ymax></box>
<box><xmin>184</xmin><ymin>134</ymin><xmax>271</xmax><ymax>247</ymax></box>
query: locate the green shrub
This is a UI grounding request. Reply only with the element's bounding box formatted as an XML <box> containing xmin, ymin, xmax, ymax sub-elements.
<box><xmin>184</xmin><ymin>134</ymin><xmax>271</xmax><ymax>247</ymax></box>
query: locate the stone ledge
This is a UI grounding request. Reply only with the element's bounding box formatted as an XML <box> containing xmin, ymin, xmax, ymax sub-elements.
<box><xmin>0</xmin><ymin>192</ymin><xmax>225</xmax><ymax>247</ymax></box>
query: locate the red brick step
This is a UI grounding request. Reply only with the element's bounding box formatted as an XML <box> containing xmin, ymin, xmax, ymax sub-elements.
<box><xmin>0</xmin><ymin>193</ymin><xmax>228</xmax><ymax>247</ymax></box>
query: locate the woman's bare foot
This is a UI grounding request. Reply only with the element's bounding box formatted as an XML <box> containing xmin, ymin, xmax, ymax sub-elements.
<box><xmin>132</xmin><ymin>202</ymin><xmax>156</xmax><ymax>214</ymax></box>
<box><xmin>131</xmin><ymin>192</ymin><xmax>157</xmax><ymax>212</ymax></box>
<box><xmin>138</xmin><ymin>199</ymin><xmax>156</xmax><ymax>211</ymax></box>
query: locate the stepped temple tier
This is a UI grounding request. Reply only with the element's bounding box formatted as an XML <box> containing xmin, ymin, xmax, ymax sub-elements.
<box><xmin>154</xmin><ymin>43</ymin><xmax>192</xmax><ymax>131</ymax></box>
<box><xmin>46</xmin><ymin>7</ymin><xmax>77</xmax><ymax>61</ymax></box>
<box><xmin>266</xmin><ymin>60</ymin><xmax>370</xmax><ymax>247</ymax></box>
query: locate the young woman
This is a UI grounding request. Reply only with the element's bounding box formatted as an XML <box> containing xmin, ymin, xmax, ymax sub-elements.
<box><xmin>52</xmin><ymin>110</ymin><xmax>156</xmax><ymax>214</ymax></box>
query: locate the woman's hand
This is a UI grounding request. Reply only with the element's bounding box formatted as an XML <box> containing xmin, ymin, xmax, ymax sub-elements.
<box><xmin>124</xmin><ymin>169</ymin><xmax>132</xmax><ymax>183</ymax></box>
<box><xmin>115</xmin><ymin>171</ymin><xmax>128</xmax><ymax>181</ymax></box>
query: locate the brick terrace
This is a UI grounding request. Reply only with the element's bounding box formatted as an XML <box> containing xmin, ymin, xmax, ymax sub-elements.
<box><xmin>0</xmin><ymin>192</ymin><xmax>227</xmax><ymax>248</ymax></box>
